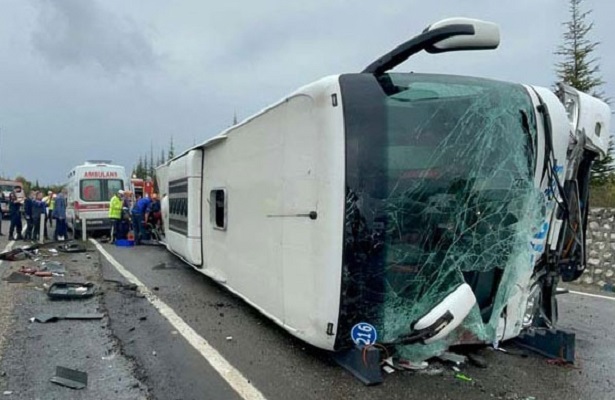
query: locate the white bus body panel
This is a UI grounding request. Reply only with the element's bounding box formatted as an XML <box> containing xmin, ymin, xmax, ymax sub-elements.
<box><xmin>158</xmin><ymin>76</ymin><xmax>345</xmax><ymax>350</ymax></box>
<box><xmin>165</xmin><ymin>149</ymin><xmax>203</xmax><ymax>266</ymax></box>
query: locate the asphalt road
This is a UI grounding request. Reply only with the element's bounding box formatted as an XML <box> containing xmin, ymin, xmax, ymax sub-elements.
<box><xmin>96</xmin><ymin>241</ymin><xmax>615</xmax><ymax>400</ymax></box>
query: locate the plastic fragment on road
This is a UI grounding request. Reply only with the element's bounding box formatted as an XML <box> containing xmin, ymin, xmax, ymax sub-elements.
<box><xmin>18</xmin><ymin>266</ymin><xmax>38</xmax><ymax>275</ymax></box>
<box><xmin>454</xmin><ymin>373</ymin><xmax>473</xmax><ymax>382</ymax></box>
<box><xmin>3</xmin><ymin>272</ymin><xmax>31</xmax><ymax>283</ymax></box>
<box><xmin>398</xmin><ymin>359</ymin><xmax>429</xmax><ymax>370</ymax></box>
<box><xmin>382</xmin><ymin>365</ymin><xmax>395</xmax><ymax>374</ymax></box>
<box><xmin>3</xmin><ymin>391</ymin><xmax>12</xmax><ymax>395</ymax></box>
<box><xmin>57</xmin><ymin>243</ymin><xmax>87</xmax><ymax>253</ymax></box>
<box><xmin>50</xmin><ymin>366</ymin><xmax>88</xmax><ymax>389</ymax></box>
<box><xmin>41</xmin><ymin>261</ymin><xmax>66</xmax><ymax>274</ymax></box>
<box><xmin>47</xmin><ymin>282</ymin><xmax>95</xmax><ymax>300</ymax></box>
<box><xmin>438</xmin><ymin>352</ymin><xmax>467</xmax><ymax>365</ymax></box>
<box><xmin>226</xmin><ymin>336</ymin><xmax>233</xmax><ymax>341</ymax></box>
<box><xmin>31</xmin><ymin>313</ymin><xmax>104</xmax><ymax>323</ymax></box>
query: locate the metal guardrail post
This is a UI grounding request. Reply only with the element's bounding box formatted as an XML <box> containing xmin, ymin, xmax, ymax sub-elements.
<box><xmin>39</xmin><ymin>212</ymin><xmax>45</xmax><ymax>244</ymax></box>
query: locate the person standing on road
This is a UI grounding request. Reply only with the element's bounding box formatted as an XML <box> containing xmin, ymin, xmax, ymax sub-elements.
<box><xmin>149</xmin><ymin>193</ymin><xmax>162</xmax><ymax>229</ymax></box>
<box><xmin>0</xmin><ymin>191</ymin><xmax>4</xmax><ymax>236</ymax></box>
<box><xmin>53</xmin><ymin>188</ymin><xmax>68</xmax><ymax>241</ymax></box>
<box><xmin>42</xmin><ymin>191</ymin><xmax>51</xmax><ymax>226</ymax></box>
<box><xmin>49</xmin><ymin>193</ymin><xmax>56</xmax><ymax>227</ymax></box>
<box><xmin>109</xmin><ymin>189</ymin><xmax>124</xmax><ymax>243</ymax></box>
<box><xmin>31</xmin><ymin>192</ymin><xmax>46</xmax><ymax>241</ymax></box>
<box><xmin>23</xmin><ymin>191</ymin><xmax>35</xmax><ymax>241</ymax></box>
<box><xmin>8</xmin><ymin>186</ymin><xmax>24</xmax><ymax>240</ymax></box>
<box><xmin>131</xmin><ymin>195</ymin><xmax>151</xmax><ymax>245</ymax></box>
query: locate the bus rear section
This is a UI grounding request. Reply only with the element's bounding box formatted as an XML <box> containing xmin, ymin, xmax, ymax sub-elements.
<box><xmin>66</xmin><ymin>163</ymin><xmax>127</xmax><ymax>233</ymax></box>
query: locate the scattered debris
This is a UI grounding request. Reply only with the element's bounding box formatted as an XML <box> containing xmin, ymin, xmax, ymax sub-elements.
<box><xmin>382</xmin><ymin>365</ymin><xmax>395</xmax><ymax>374</ymax></box>
<box><xmin>3</xmin><ymin>391</ymin><xmax>12</xmax><ymax>395</ymax></box>
<box><xmin>18</xmin><ymin>266</ymin><xmax>37</xmax><ymax>274</ymax></box>
<box><xmin>398</xmin><ymin>359</ymin><xmax>429</xmax><ymax>371</ymax></box>
<box><xmin>31</xmin><ymin>313</ymin><xmax>104</xmax><ymax>323</ymax></box>
<box><xmin>455</xmin><ymin>373</ymin><xmax>473</xmax><ymax>382</ymax></box>
<box><xmin>41</xmin><ymin>261</ymin><xmax>66</xmax><ymax>274</ymax></box>
<box><xmin>439</xmin><ymin>351</ymin><xmax>467</xmax><ymax>365</ymax></box>
<box><xmin>34</xmin><ymin>271</ymin><xmax>53</xmax><ymax>277</ymax></box>
<box><xmin>50</xmin><ymin>366</ymin><xmax>88</xmax><ymax>389</ymax></box>
<box><xmin>451</xmin><ymin>366</ymin><xmax>461</xmax><ymax>373</ymax></box>
<box><xmin>58</xmin><ymin>243</ymin><xmax>87</xmax><ymax>253</ymax></box>
<box><xmin>171</xmin><ymin>331</ymin><xmax>178</xmax><ymax>335</ymax></box>
<box><xmin>3</xmin><ymin>272</ymin><xmax>31</xmax><ymax>283</ymax></box>
<box><xmin>226</xmin><ymin>336</ymin><xmax>233</xmax><ymax>341</ymax></box>
<box><xmin>0</xmin><ymin>246</ymin><xmax>38</xmax><ymax>261</ymax></box>
<box><xmin>47</xmin><ymin>282</ymin><xmax>95</xmax><ymax>300</ymax></box>
<box><xmin>152</xmin><ymin>351</ymin><xmax>157</xmax><ymax>356</ymax></box>
<box><xmin>139</xmin><ymin>316</ymin><xmax>147</xmax><ymax>321</ymax></box>
<box><xmin>49</xmin><ymin>249</ymin><xmax>58</xmax><ymax>255</ymax></box>
<box><xmin>417</xmin><ymin>367</ymin><xmax>445</xmax><ymax>376</ymax></box>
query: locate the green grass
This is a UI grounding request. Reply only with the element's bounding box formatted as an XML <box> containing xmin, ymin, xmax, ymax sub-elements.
<box><xmin>589</xmin><ymin>183</ymin><xmax>615</xmax><ymax>208</ymax></box>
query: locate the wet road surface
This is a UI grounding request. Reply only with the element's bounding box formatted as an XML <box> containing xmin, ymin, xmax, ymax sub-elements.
<box><xmin>96</xmin><ymin>241</ymin><xmax>615</xmax><ymax>400</ymax></box>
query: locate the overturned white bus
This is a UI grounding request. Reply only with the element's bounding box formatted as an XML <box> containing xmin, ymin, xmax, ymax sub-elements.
<box><xmin>156</xmin><ymin>18</ymin><xmax>610</xmax><ymax>372</ymax></box>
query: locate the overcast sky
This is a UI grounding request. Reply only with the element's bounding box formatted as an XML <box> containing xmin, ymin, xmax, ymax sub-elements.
<box><xmin>0</xmin><ymin>0</ymin><xmax>613</xmax><ymax>184</ymax></box>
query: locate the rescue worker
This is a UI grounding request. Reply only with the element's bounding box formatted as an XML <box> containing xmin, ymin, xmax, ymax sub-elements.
<box><xmin>8</xmin><ymin>186</ymin><xmax>24</xmax><ymax>240</ymax></box>
<box><xmin>42</xmin><ymin>191</ymin><xmax>52</xmax><ymax>227</ymax></box>
<box><xmin>149</xmin><ymin>193</ymin><xmax>162</xmax><ymax>229</ymax></box>
<box><xmin>132</xmin><ymin>194</ymin><xmax>152</xmax><ymax>245</ymax></box>
<box><xmin>31</xmin><ymin>192</ymin><xmax>46</xmax><ymax>241</ymax></box>
<box><xmin>23</xmin><ymin>191</ymin><xmax>35</xmax><ymax>240</ymax></box>
<box><xmin>0</xmin><ymin>191</ymin><xmax>4</xmax><ymax>236</ymax></box>
<box><xmin>52</xmin><ymin>188</ymin><xmax>67</xmax><ymax>241</ymax></box>
<box><xmin>109</xmin><ymin>189</ymin><xmax>124</xmax><ymax>243</ymax></box>
<box><xmin>48</xmin><ymin>193</ymin><xmax>56</xmax><ymax>227</ymax></box>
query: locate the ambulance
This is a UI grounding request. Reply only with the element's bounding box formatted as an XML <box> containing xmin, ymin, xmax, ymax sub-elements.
<box><xmin>65</xmin><ymin>161</ymin><xmax>128</xmax><ymax>233</ymax></box>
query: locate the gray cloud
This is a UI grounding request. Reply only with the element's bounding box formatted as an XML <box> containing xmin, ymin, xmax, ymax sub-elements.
<box><xmin>0</xmin><ymin>0</ymin><xmax>612</xmax><ymax>184</ymax></box>
<box><xmin>31</xmin><ymin>0</ymin><xmax>158</xmax><ymax>73</ymax></box>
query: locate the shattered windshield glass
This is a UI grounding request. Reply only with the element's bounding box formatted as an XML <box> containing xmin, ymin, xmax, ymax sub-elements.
<box><xmin>338</xmin><ymin>73</ymin><xmax>544</xmax><ymax>358</ymax></box>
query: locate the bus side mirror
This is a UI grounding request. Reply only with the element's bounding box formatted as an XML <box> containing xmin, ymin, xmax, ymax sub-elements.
<box><xmin>425</xmin><ymin>18</ymin><xmax>500</xmax><ymax>53</ymax></box>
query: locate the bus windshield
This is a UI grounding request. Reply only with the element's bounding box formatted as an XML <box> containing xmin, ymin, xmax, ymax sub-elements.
<box><xmin>338</xmin><ymin>73</ymin><xmax>543</xmax><ymax>352</ymax></box>
<box><xmin>80</xmin><ymin>179</ymin><xmax>124</xmax><ymax>202</ymax></box>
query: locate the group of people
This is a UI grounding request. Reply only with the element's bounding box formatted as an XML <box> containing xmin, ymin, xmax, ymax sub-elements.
<box><xmin>0</xmin><ymin>186</ymin><xmax>68</xmax><ymax>241</ymax></box>
<box><xmin>109</xmin><ymin>189</ymin><xmax>162</xmax><ymax>245</ymax></box>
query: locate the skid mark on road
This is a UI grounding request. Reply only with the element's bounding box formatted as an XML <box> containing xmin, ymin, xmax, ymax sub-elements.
<box><xmin>92</xmin><ymin>239</ymin><xmax>267</xmax><ymax>400</ymax></box>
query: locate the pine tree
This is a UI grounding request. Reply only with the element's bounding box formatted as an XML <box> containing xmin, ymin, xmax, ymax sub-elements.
<box><xmin>168</xmin><ymin>137</ymin><xmax>175</xmax><ymax>160</ymax></box>
<box><xmin>555</xmin><ymin>0</ymin><xmax>604</xmax><ymax>94</ymax></box>
<box><xmin>555</xmin><ymin>0</ymin><xmax>612</xmax><ymax>185</ymax></box>
<box><xmin>135</xmin><ymin>156</ymin><xmax>145</xmax><ymax>179</ymax></box>
<box><xmin>149</xmin><ymin>144</ymin><xmax>155</xmax><ymax>179</ymax></box>
<box><xmin>143</xmin><ymin>154</ymin><xmax>149</xmax><ymax>179</ymax></box>
<box><xmin>591</xmin><ymin>139</ymin><xmax>615</xmax><ymax>185</ymax></box>
<box><xmin>159</xmin><ymin>148</ymin><xmax>166</xmax><ymax>166</ymax></box>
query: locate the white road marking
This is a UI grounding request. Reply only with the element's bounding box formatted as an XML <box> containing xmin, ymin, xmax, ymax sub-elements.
<box><xmin>568</xmin><ymin>290</ymin><xmax>615</xmax><ymax>302</ymax></box>
<box><xmin>91</xmin><ymin>239</ymin><xmax>267</xmax><ymax>400</ymax></box>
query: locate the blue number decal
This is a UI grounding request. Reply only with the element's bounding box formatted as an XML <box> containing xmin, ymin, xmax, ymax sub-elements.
<box><xmin>351</xmin><ymin>322</ymin><xmax>378</xmax><ymax>346</ymax></box>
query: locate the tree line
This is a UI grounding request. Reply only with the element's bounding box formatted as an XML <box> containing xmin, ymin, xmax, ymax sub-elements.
<box><xmin>131</xmin><ymin>137</ymin><xmax>176</xmax><ymax>181</ymax></box>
